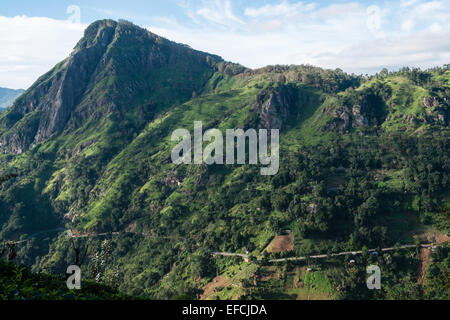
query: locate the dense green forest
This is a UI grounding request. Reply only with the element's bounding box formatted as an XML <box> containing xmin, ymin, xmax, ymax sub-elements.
<box><xmin>0</xmin><ymin>20</ymin><xmax>448</xmax><ymax>300</ymax></box>
<box><xmin>0</xmin><ymin>259</ymin><xmax>131</xmax><ymax>300</ymax></box>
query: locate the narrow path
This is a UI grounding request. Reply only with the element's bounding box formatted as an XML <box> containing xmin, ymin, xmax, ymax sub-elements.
<box><xmin>67</xmin><ymin>230</ymin><xmax>173</xmax><ymax>239</ymax></box>
<box><xmin>211</xmin><ymin>252</ymin><xmax>249</xmax><ymax>258</ymax></box>
<box><xmin>3</xmin><ymin>227</ymin><xmax>66</xmax><ymax>244</ymax></box>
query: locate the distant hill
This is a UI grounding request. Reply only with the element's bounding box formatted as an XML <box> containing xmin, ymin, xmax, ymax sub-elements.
<box><xmin>0</xmin><ymin>87</ymin><xmax>25</xmax><ymax>111</ymax></box>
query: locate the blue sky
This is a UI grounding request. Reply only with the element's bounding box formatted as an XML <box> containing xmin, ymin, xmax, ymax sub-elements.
<box><xmin>0</xmin><ymin>0</ymin><xmax>377</xmax><ymax>25</ymax></box>
<box><xmin>1</xmin><ymin>0</ymin><xmax>449</xmax><ymax>89</ymax></box>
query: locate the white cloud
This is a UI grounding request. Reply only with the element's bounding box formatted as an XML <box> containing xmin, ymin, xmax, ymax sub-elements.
<box><xmin>401</xmin><ymin>0</ymin><xmax>421</xmax><ymax>7</ymax></box>
<box><xmin>150</xmin><ymin>22</ymin><xmax>450</xmax><ymax>73</ymax></box>
<box><xmin>397</xmin><ymin>0</ymin><xmax>450</xmax><ymax>34</ymax></box>
<box><xmin>195</xmin><ymin>0</ymin><xmax>243</xmax><ymax>27</ymax></box>
<box><xmin>244</xmin><ymin>1</ymin><xmax>316</xmax><ymax>18</ymax></box>
<box><xmin>402</xmin><ymin>19</ymin><xmax>415</xmax><ymax>31</ymax></box>
<box><xmin>316</xmin><ymin>2</ymin><xmax>364</xmax><ymax>19</ymax></box>
<box><xmin>1</xmin><ymin>1</ymin><xmax>449</xmax><ymax>89</ymax></box>
<box><xmin>0</xmin><ymin>16</ymin><xmax>86</xmax><ymax>89</ymax></box>
<box><xmin>303</xmin><ymin>31</ymin><xmax>450</xmax><ymax>73</ymax></box>
<box><xmin>155</xmin><ymin>0</ymin><xmax>450</xmax><ymax>74</ymax></box>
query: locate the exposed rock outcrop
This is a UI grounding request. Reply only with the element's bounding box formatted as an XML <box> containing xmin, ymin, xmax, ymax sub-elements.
<box><xmin>251</xmin><ymin>84</ymin><xmax>299</xmax><ymax>130</ymax></box>
<box><xmin>0</xmin><ymin>20</ymin><xmax>223</xmax><ymax>154</ymax></box>
<box><xmin>423</xmin><ymin>96</ymin><xmax>439</xmax><ymax>108</ymax></box>
<box><xmin>324</xmin><ymin>94</ymin><xmax>386</xmax><ymax>132</ymax></box>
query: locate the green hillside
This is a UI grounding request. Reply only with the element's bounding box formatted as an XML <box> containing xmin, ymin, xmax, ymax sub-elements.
<box><xmin>0</xmin><ymin>20</ymin><xmax>448</xmax><ymax>300</ymax></box>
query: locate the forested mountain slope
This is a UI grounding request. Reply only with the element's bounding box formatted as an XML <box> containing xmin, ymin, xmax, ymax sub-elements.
<box><xmin>0</xmin><ymin>20</ymin><xmax>448</xmax><ymax>299</ymax></box>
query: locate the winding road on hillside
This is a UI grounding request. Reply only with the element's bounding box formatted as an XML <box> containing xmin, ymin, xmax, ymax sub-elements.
<box><xmin>211</xmin><ymin>243</ymin><xmax>443</xmax><ymax>264</ymax></box>
<box><xmin>3</xmin><ymin>227</ymin><xmax>66</xmax><ymax>244</ymax></box>
<box><xmin>3</xmin><ymin>228</ymin><xmax>446</xmax><ymax>266</ymax></box>
<box><xmin>2</xmin><ymin>227</ymin><xmax>174</xmax><ymax>244</ymax></box>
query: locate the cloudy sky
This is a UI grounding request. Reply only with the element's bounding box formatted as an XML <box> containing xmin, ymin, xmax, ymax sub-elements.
<box><xmin>1</xmin><ymin>0</ymin><xmax>449</xmax><ymax>89</ymax></box>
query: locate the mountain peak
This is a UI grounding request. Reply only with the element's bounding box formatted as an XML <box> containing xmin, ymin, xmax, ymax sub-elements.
<box><xmin>73</xmin><ymin>19</ymin><xmax>118</xmax><ymax>53</ymax></box>
<box><xmin>0</xmin><ymin>19</ymin><xmax>223</xmax><ymax>154</ymax></box>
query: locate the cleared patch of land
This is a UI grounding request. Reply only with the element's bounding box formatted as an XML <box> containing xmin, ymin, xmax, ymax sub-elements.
<box><xmin>418</xmin><ymin>247</ymin><xmax>431</xmax><ymax>285</ymax></box>
<box><xmin>200</xmin><ymin>275</ymin><xmax>232</xmax><ymax>300</ymax></box>
<box><xmin>434</xmin><ymin>233</ymin><xmax>450</xmax><ymax>244</ymax></box>
<box><xmin>266</xmin><ymin>232</ymin><xmax>294</xmax><ymax>253</ymax></box>
<box><xmin>416</xmin><ymin>232</ymin><xmax>449</xmax><ymax>285</ymax></box>
<box><xmin>415</xmin><ymin>231</ymin><xmax>450</xmax><ymax>245</ymax></box>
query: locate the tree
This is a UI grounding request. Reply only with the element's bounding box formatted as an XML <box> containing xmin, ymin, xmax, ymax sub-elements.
<box><xmin>0</xmin><ymin>172</ymin><xmax>18</xmax><ymax>185</ymax></box>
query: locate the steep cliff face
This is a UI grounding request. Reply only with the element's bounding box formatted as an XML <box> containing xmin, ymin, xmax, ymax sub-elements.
<box><xmin>0</xmin><ymin>20</ymin><xmax>222</xmax><ymax>154</ymax></box>
<box><xmin>324</xmin><ymin>89</ymin><xmax>389</xmax><ymax>132</ymax></box>
<box><xmin>0</xmin><ymin>20</ymin><xmax>118</xmax><ymax>153</ymax></box>
<box><xmin>251</xmin><ymin>84</ymin><xmax>299</xmax><ymax>130</ymax></box>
